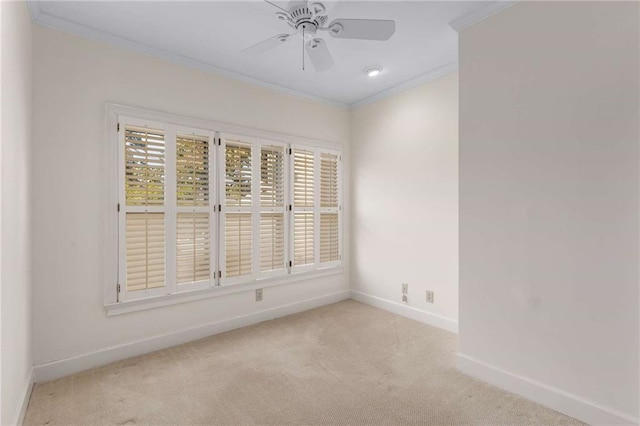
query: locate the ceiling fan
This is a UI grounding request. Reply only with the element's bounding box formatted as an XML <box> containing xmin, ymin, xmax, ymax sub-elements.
<box><xmin>244</xmin><ymin>0</ymin><xmax>396</xmax><ymax>72</ymax></box>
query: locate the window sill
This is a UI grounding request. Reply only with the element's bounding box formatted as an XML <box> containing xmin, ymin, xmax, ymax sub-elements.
<box><xmin>104</xmin><ymin>266</ymin><xmax>344</xmax><ymax>316</ymax></box>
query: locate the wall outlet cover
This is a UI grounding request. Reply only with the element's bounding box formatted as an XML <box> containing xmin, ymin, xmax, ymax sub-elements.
<box><xmin>426</xmin><ymin>290</ymin><xmax>434</xmax><ymax>303</ymax></box>
<box><xmin>402</xmin><ymin>283</ymin><xmax>408</xmax><ymax>294</ymax></box>
<box><xmin>256</xmin><ymin>288</ymin><xmax>263</xmax><ymax>302</ymax></box>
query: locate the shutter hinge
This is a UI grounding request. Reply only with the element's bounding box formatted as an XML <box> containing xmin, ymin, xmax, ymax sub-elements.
<box><xmin>289</xmin><ymin>260</ymin><xmax>292</xmax><ymax>268</ymax></box>
<box><xmin>117</xmin><ymin>203</ymin><xmax>120</xmax><ymax>212</ymax></box>
<box><xmin>288</xmin><ymin>148</ymin><xmax>292</xmax><ymax>155</ymax></box>
<box><xmin>117</xmin><ymin>283</ymin><xmax>121</xmax><ymax>293</ymax></box>
<box><xmin>218</xmin><ymin>204</ymin><xmax>222</xmax><ymax>212</ymax></box>
<box><xmin>218</xmin><ymin>270</ymin><xmax>222</xmax><ymax>279</ymax></box>
<box><xmin>218</xmin><ymin>138</ymin><xmax>221</xmax><ymax>146</ymax></box>
<box><xmin>117</xmin><ymin>123</ymin><xmax>120</xmax><ymax>132</ymax></box>
<box><xmin>288</xmin><ymin>204</ymin><xmax>292</xmax><ymax>211</ymax></box>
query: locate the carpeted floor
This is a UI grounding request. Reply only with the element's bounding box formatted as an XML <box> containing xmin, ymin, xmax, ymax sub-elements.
<box><xmin>24</xmin><ymin>300</ymin><xmax>582</xmax><ymax>425</ymax></box>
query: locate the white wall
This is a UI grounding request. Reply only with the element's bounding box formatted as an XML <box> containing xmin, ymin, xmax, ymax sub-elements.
<box><xmin>350</xmin><ymin>73</ymin><xmax>459</xmax><ymax>331</ymax></box>
<box><xmin>1</xmin><ymin>1</ymin><xmax>33</xmax><ymax>424</ymax></box>
<box><xmin>31</xmin><ymin>26</ymin><xmax>350</xmax><ymax>373</ymax></box>
<box><xmin>458</xmin><ymin>1</ymin><xmax>639</xmax><ymax>423</ymax></box>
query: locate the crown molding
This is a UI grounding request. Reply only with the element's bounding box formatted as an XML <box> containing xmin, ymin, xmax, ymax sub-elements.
<box><xmin>26</xmin><ymin>1</ymin><xmax>347</xmax><ymax>109</ymax></box>
<box><xmin>449</xmin><ymin>0</ymin><xmax>520</xmax><ymax>32</ymax></box>
<box><xmin>347</xmin><ymin>62</ymin><xmax>458</xmax><ymax>110</ymax></box>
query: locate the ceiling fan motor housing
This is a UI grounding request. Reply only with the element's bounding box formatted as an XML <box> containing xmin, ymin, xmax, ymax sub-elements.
<box><xmin>287</xmin><ymin>0</ymin><xmax>327</xmax><ymax>35</ymax></box>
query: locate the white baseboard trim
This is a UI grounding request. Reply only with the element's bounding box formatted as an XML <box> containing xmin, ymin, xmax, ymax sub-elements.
<box><xmin>350</xmin><ymin>290</ymin><xmax>458</xmax><ymax>334</ymax></box>
<box><xmin>33</xmin><ymin>290</ymin><xmax>350</xmax><ymax>383</ymax></box>
<box><xmin>12</xmin><ymin>368</ymin><xmax>34</xmax><ymax>426</ymax></box>
<box><xmin>457</xmin><ymin>353</ymin><xmax>639</xmax><ymax>426</ymax></box>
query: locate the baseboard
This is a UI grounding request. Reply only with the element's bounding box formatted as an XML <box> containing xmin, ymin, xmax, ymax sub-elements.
<box><xmin>33</xmin><ymin>290</ymin><xmax>350</xmax><ymax>383</ymax></box>
<box><xmin>350</xmin><ymin>290</ymin><xmax>458</xmax><ymax>334</ymax></box>
<box><xmin>11</xmin><ymin>368</ymin><xmax>34</xmax><ymax>426</ymax></box>
<box><xmin>457</xmin><ymin>353</ymin><xmax>639</xmax><ymax>426</ymax></box>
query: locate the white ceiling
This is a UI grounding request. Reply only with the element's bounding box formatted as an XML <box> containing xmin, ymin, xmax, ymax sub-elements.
<box><xmin>31</xmin><ymin>1</ymin><xmax>491</xmax><ymax>107</ymax></box>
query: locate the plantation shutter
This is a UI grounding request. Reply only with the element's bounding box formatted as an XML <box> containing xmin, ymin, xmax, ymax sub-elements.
<box><xmin>319</xmin><ymin>151</ymin><xmax>340</xmax><ymax>265</ymax></box>
<box><xmin>260</xmin><ymin>144</ymin><xmax>287</xmax><ymax>275</ymax></box>
<box><xmin>222</xmin><ymin>137</ymin><xmax>253</xmax><ymax>282</ymax></box>
<box><xmin>291</xmin><ymin>147</ymin><xmax>317</xmax><ymax>270</ymax></box>
<box><xmin>122</xmin><ymin>124</ymin><xmax>167</xmax><ymax>296</ymax></box>
<box><xmin>175</xmin><ymin>132</ymin><xmax>213</xmax><ymax>287</ymax></box>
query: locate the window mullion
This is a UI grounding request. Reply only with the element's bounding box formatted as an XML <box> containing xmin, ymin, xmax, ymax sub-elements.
<box><xmin>211</xmin><ymin>131</ymin><xmax>219</xmax><ymax>286</ymax></box>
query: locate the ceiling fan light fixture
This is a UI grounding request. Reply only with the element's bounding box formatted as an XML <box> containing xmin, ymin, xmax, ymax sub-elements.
<box><xmin>364</xmin><ymin>65</ymin><xmax>382</xmax><ymax>77</ymax></box>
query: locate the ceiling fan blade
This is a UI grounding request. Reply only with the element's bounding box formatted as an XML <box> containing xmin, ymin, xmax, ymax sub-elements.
<box><xmin>327</xmin><ymin>18</ymin><xmax>396</xmax><ymax>41</ymax></box>
<box><xmin>305</xmin><ymin>38</ymin><xmax>333</xmax><ymax>72</ymax></box>
<box><xmin>243</xmin><ymin>33</ymin><xmax>293</xmax><ymax>55</ymax></box>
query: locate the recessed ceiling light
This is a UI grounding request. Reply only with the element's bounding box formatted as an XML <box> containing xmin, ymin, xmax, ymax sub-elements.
<box><xmin>364</xmin><ymin>66</ymin><xmax>382</xmax><ymax>78</ymax></box>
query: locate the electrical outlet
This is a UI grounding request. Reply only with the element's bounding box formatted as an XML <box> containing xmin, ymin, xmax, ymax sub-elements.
<box><xmin>402</xmin><ymin>294</ymin><xmax>408</xmax><ymax>303</ymax></box>
<box><xmin>256</xmin><ymin>288</ymin><xmax>263</xmax><ymax>302</ymax></box>
<box><xmin>402</xmin><ymin>283</ymin><xmax>408</xmax><ymax>294</ymax></box>
<box><xmin>426</xmin><ymin>290</ymin><xmax>434</xmax><ymax>304</ymax></box>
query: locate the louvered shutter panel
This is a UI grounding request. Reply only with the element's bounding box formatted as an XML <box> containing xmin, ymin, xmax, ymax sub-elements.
<box><xmin>319</xmin><ymin>152</ymin><xmax>340</xmax><ymax>264</ymax></box>
<box><xmin>293</xmin><ymin>149</ymin><xmax>314</xmax><ymax>207</ymax></box>
<box><xmin>176</xmin><ymin>213</ymin><xmax>210</xmax><ymax>284</ymax></box>
<box><xmin>225</xmin><ymin>142</ymin><xmax>252</xmax><ymax>207</ymax></box>
<box><xmin>294</xmin><ymin>212</ymin><xmax>314</xmax><ymax>266</ymax></box>
<box><xmin>292</xmin><ymin>147</ymin><xmax>316</xmax><ymax>268</ymax></box>
<box><xmin>125</xmin><ymin>214</ymin><xmax>165</xmax><ymax>291</ymax></box>
<box><xmin>223</xmin><ymin>139</ymin><xmax>253</xmax><ymax>281</ymax></box>
<box><xmin>260</xmin><ymin>213</ymin><xmax>285</xmax><ymax>272</ymax></box>
<box><xmin>225</xmin><ymin>213</ymin><xmax>252</xmax><ymax>277</ymax></box>
<box><xmin>123</xmin><ymin>125</ymin><xmax>166</xmax><ymax>294</ymax></box>
<box><xmin>176</xmin><ymin>135</ymin><xmax>209</xmax><ymax>207</ymax></box>
<box><xmin>260</xmin><ymin>144</ymin><xmax>286</xmax><ymax>274</ymax></box>
<box><xmin>125</xmin><ymin>126</ymin><xmax>165</xmax><ymax>206</ymax></box>
<box><xmin>260</xmin><ymin>145</ymin><xmax>285</xmax><ymax>208</ymax></box>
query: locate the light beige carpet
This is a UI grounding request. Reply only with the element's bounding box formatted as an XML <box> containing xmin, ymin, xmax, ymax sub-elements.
<box><xmin>24</xmin><ymin>300</ymin><xmax>582</xmax><ymax>425</ymax></box>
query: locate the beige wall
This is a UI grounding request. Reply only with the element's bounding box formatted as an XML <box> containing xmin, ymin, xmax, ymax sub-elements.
<box><xmin>31</xmin><ymin>26</ymin><xmax>350</xmax><ymax>369</ymax></box>
<box><xmin>1</xmin><ymin>1</ymin><xmax>33</xmax><ymax>424</ymax></box>
<box><xmin>458</xmin><ymin>1</ymin><xmax>639</xmax><ymax>422</ymax></box>
<box><xmin>350</xmin><ymin>73</ymin><xmax>459</xmax><ymax>327</ymax></box>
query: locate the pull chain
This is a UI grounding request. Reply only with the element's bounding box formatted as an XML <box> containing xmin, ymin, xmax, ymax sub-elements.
<box><xmin>302</xmin><ymin>25</ymin><xmax>305</xmax><ymax>71</ymax></box>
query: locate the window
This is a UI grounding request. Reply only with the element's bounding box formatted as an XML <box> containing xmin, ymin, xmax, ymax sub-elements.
<box><xmin>112</xmin><ymin>109</ymin><xmax>342</xmax><ymax>306</ymax></box>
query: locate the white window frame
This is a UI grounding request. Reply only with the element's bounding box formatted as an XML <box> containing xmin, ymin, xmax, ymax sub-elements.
<box><xmin>104</xmin><ymin>104</ymin><xmax>344</xmax><ymax>316</ymax></box>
